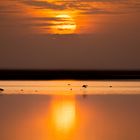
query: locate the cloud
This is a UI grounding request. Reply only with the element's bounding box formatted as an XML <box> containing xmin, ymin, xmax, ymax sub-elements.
<box><xmin>19</xmin><ymin>0</ymin><xmax>140</xmax><ymax>15</ymax></box>
<box><xmin>19</xmin><ymin>0</ymin><xmax>112</xmax><ymax>15</ymax></box>
<box><xmin>21</xmin><ymin>0</ymin><xmax>66</xmax><ymax>10</ymax></box>
<box><xmin>1</xmin><ymin>0</ymin><xmax>139</xmax><ymax>36</ymax></box>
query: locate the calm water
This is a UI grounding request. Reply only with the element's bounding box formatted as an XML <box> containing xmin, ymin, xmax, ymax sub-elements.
<box><xmin>0</xmin><ymin>94</ymin><xmax>140</xmax><ymax>140</ymax></box>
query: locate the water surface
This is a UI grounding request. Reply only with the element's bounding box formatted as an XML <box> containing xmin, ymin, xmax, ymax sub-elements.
<box><xmin>0</xmin><ymin>94</ymin><xmax>140</xmax><ymax>140</ymax></box>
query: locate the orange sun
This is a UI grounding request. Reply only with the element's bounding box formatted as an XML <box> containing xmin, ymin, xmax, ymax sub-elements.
<box><xmin>52</xmin><ymin>14</ymin><xmax>77</xmax><ymax>34</ymax></box>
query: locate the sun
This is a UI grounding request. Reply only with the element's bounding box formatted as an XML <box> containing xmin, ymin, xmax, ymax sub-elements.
<box><xmin>56</xmin><ymin>14</ymin><xmax>71</xmax><ymax>19</ymax></box>
<box><xmin>52</xmin><ymin>14</ymin><xmax>77</xmax><ymax>34</ymax></box>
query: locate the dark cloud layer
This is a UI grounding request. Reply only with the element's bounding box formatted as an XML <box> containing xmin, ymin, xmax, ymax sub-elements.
<box><xmin>22</xmin><ymin>0</ymin><xmax>66</xmax><ymax>10</ymax></box>
<box><xmin>20</xmin><ymin>0</ymin><xmax>140</xmax><ymax>14</ymax></box>
<box><xmin>21</xmin><ymin>0</ymin><xmax>140</xmax><ymax>13</ymax></box>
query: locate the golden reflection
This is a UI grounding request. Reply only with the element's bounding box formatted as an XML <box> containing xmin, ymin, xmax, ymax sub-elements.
<box><xmin>50</xmin><ymin>95</ymin><xmax>76</xmax><ymax>139</ymax></box>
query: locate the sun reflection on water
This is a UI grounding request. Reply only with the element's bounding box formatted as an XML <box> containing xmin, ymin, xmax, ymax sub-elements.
<box><xmin>50</xmin><ymin>95</ymin><xmax>76</xmax><ymax>139</ymax></box>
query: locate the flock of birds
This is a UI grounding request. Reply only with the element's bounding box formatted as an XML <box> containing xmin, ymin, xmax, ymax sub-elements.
<box><xmin>0</xmin><ymin>84</ymin><xmax>113</xmax><ymax>98</ymax></box>
<box><xmin>0</xmin><ymin>84</ymin><xmax>89</xmax><ymax>98</ymax></box>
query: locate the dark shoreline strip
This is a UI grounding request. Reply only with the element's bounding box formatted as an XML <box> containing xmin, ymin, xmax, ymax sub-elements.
<box><xmin>0</xmin><ymin>70</ymin><xmax>140</xmax><ymax>80</ymax></box>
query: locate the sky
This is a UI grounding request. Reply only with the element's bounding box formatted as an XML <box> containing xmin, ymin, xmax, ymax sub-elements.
<box><xmin>0</xmin><ymin>0</ymin><xmax>140</xmax><ymax>70</ymax></box>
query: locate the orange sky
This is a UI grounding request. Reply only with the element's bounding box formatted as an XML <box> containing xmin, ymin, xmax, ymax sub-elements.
<box><xmin>0</xmin><ymin>0</ymin><xmax>139</xmax><ymax>34</ymax></box>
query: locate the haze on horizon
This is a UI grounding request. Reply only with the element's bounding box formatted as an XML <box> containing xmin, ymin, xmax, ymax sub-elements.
<box><xmin>0</xmin><ymin>0</ymin><xmax>140</xmax><ymax>70</ymax></box>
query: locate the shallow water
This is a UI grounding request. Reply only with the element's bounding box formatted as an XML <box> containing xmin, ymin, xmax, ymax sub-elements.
<box><xmin>1</xmin><ymin>80</ymin><xmax>140</xmax><ymax>95</ymax></box>
<box><xmin>0</xmin><ymin>94</ymin><xmax>140</xmax><ymax>140</ymax></box>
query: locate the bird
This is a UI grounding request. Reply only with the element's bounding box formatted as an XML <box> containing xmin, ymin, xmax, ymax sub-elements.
<box><xmin>0</xmin><ymin>88</ymin><xmax>4</xmax><ymax>92</ymax></box>
<box><xmin>82</xmin><ymin>85</ymin><xmax>88</xmax><ymax>88</ymax></box>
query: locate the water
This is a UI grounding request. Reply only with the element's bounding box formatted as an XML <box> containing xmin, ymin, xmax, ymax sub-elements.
<box><xmin>0</xmin><ymin>94</ymin><xmax>140</xmax><ymax>140</ymax></box>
